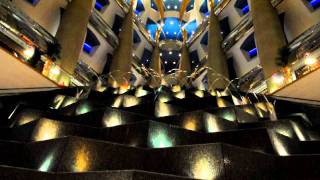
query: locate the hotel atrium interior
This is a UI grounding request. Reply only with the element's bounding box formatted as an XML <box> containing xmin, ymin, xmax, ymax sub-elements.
<box><xmin>0</xmin><ymin>0</ymin><xmax>320</xmax><ymax>179</ymax></box>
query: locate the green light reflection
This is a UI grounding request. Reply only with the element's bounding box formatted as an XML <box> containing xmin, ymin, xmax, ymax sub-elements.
<box><xmin>149</xmin><ymin>128</ymin><xmax>173</xmax><ymax>148</ymax></box>
<box><xmin>39</xmin><ymin>154</ymin><xmax>54</xmax><ymax>172</ymax></box>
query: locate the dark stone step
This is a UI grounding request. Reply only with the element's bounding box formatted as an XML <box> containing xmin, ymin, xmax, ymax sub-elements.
<box><xmin>72</xmin><ymin>107</ymin><xmax>150</xmax><ymax>127</ymax></box>
<box><xmin>8</xmin><ymin>119</ymin><xmax>274</xmax><ymax>154</ymax></box>
<box><xmin>239</xmin><ymin>117</ymin><xmax>313</xmax><ymax>141</ymax></box>
<box><xmin>0</xmin><ymin>136</ymin><xmax>319</xmax><ymax>179</ymax></box>
<box><xmin>123</xmin><ymin>101</ymin><xmax>184</xmax><ymax>117</ymax></box>
<box><xmin>0</xmin><ymin>166</ymin><xmax>196</xmax><ymax>180</ymax></box>
<box><xmin>8</xmin><ymin>119</ymin><xmax>201</xmax><ymax>148</ymax></box>
<box><xmin>10</xmin><ymin>105</ymin><xmax>149</xmax><ymax>128</ymax></box>
<box><xmin>0</xmin><ymin>88</ymin><xmax>81</xmax><ymax>126</ymax></box>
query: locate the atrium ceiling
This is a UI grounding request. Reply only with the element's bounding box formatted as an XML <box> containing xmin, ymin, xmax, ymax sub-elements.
<box><xmin>132</xmin><ymin>0</ymin><xmax>221</xmax><ymax>41</ymax></box>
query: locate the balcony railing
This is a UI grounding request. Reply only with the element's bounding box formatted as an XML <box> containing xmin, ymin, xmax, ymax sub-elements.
<box><xmin>0</xmin><ymin>1</ymin><xmax>58</xmax><ymax>58</ymax></box>
<box><xmin>90</xmin><ymin>10</ymin><xmax>119</xmax><ymax>49</ymax></box>
<box><xmin>115</xmin><ymin>0</ymin><xmax>130</xmax><ymax>13</ymax></box>
<box><xmin>0</xmin><ymin>1</ymin><xmax>88</xmax><ymax>87</ymax></box>
<box><xmin>248</xmin><ymin>22</ymin><xmax>320</xmax><ymax>94</ymax></box>
<box><xmin>222</xmin><ymin>14</ymin><xmax>253</xmax><ymax>51</ymax></box>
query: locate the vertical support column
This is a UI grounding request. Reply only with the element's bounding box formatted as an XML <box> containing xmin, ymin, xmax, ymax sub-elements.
<box><xmin>207</xmin><ymin>10</ymin><xmax>229</xmax><ymax>90</ymax></box>
<box><xmin>108</xmin><ymin>6</ymin><xmax>134</xmax><ymax>88</ymax></box>
<box><xmin>149</xmin><ymin>29</ymin><xmax>162</xmax><ymax>88</ymax></box>
<box><xmin>178</xmin><ymin>30</ymin><xmax>191</xmax><ymax>86</ymax></box>
<box><xmin>249</xmin><ymin>0</ymin><xmax>287</xmax><ymax>78</ymax></box>
<box><xmin>149</xmin><ymin>45</ymin><xmax>161</xmax><ymax>88</ymax></box>
<box><xmin>55</xmin><ymin>0</ymin><xmax>94</xmax><ymax>74</ymax></box>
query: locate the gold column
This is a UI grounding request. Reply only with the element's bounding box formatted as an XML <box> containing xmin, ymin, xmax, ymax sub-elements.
<box><xmin>249</xmin><ymin>0</ymin><xmax>287</xmax><ymax>78</ymax></box>
<box><xmin>108</xmin><ymin>6</ymin><xmax>134</xmax><ymax>88</ymax></box>
<box><xmin>207</xmin><ymin>9</ymin><xmax>229</xmax><ymax>90</ymax></box>
<box><xmin>178</xmin><ymin>30</ymin><xmax>192</xmax><ymax>86</ymax></box>
<box><xmin>55</xmin><ymin>0</ymin><xmax>94</xmax><ymax>74</ymax></box>
<box><xmin>149</xmin><ymin>29</ymin><xmax>162</xmax><ymax>88</ymax></box>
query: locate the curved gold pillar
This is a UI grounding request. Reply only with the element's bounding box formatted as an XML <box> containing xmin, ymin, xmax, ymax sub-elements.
<box><xmin>207</xmin><ymin>10</ymin><xmax>229</xmax><ymax>90</ymax></box>
<box><xmin>178</xmin><ymin>30</ymin><xmax>192</xmax><ymax>86</ymax></box>
<box><xmin>108</xmin><ymin>6</ymin><xmax>134</xmax><ymax>88</ymax></box>
<box><xmin>249</xmin><ymin>0</ymin><xmax>287</xmax><ymax>78</ymax></box>
<box><xmin>55</xmin><ymin>0</ymin><xmax>94</xmax><ymax>74</ymax></box>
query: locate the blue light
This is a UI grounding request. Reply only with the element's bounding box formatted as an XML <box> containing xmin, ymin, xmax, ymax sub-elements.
<box><xmin>309</xmin><ymin>0</ymin><xmax>320</xmax><ymax>8</ymax></box>
<box><xmin>248</xmin><ymin>48</ymin><xmax>257</xmax><ymax>58</ymax></box>
<box><xmin>146</xmin><ymin>18</ymin><xmax>158</xmax><ymax>40</ymax></box>
<box><xmin>95</xmin><ymin>2</ymin><xmax>104</xmax><ymax>11</ymax></box>
<box><xmin>83</xmin><ymin>43</ymin><xmax>93</xmax><ymax>54</ymax></box>
<box><xmin>184</xmin><ymin>20</ymin><xmax>198</xmax><ymax>38</ymax></box>
<box><xmin>242</xmin><ymin>5</ymin><xmax>249</xmax><ymax>14</ymax></box>
<box><xmin>135</xmin><ymin>0</ymin><xmax>145</xmax><ymax>14</ymax></box>
<box><xmin>159</xmin><ymin>18</ymin><xmax>183</xmax><ymax>41</ymax></box>
<box><xmin>200</xmin><ymin>0</ymin><xmax>209</xmax><ymax>14</ymax></box>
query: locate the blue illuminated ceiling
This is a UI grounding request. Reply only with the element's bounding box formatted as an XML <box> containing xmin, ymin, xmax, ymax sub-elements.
<box><xmin>159</xmin><ymin>17</ymin><xmax>184</xmax><ymax>41</ymax></box>
<box><xmin>142</xmin><ymin>0</ymin><xmax>201</xmax><ymax>41</ymax></box>
<box><xmin>145</xmin><ymin>17</ymin><xmax>198</xmax><ymax>41</ymax></box>
<box><xmin>146</xmin><ymin>18</ymin><xmax>158</xmax><ymax>40</ymax></box>
<box><xmin>132</xmin><ymin>0</ymin><xmax>223</xmax><ymax>73</ymax></box>
<box><xmin>163</xmin><ymin>0</ymin><xmax>183</xmax><ymax>11</ymax></box>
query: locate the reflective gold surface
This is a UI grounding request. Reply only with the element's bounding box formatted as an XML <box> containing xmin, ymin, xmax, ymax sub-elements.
<box><xmin>158</xmin><ymin>94</ymin><xmax>171</xmax><ymax>103</ymax></box>
<box><xmin>155</xmin><ymin>102</ymin><xmax>176</xmax><ymax>117</ymax></box>
<box><xmin>194</xmin><ymin>90</ymin><xmax>205</xmax><ymax>98</ymax></box>
<box><xmin>111</xmin><ymin>96</ymin><xmax>123</xmax><ymax>108</ymax></box>
<box><xmin>183</xmin><ymin>119</ymin><xmax>197</xmax><ymax>131</ymax></box>
<box><xmin>190</xmin><ymin>148</ymin><xmax>223</xmax><ymax>180</ymax></box>
<box><xmin>33</xmin><ymin>119</ymin><xmax>60</xmax><ymax>141</ymax></box>
<box><xmin>103</xmin><ymin>111</ymin><xmax>122</xmax><ymax>127</ymax></box>
<box><xmin>122</xmin><ymin>95</ymin><xmax>141</xmax><ymax>107</ymax></box>
<box><xmin>174</xmin><ymin>91</ymin><xmax>186</xmax><ymax>99</ymax></box>
<box><xmin>17</xmin><ymin>110</ymin><xmax>42</xmax><ymax>126</ymax></box>
<box><xmin>193</xmin><ymin>156</ymin><xmax>218</xmax><ymax>179</ymax></box>
<box><xmin>269</xmin><ymin>132</ymin><xmax>289</xmax><ymax>156</ymax></box>
<box><xmin>204</xmin><ymin>114</ymin><xmax>222</xmax><ymax>133</ymax></box>
<box><xmin>73</xmin><ymin>144</ymin><xmax>91</xmax><ymax>172</ymax></box>
<box><xmin>217</xmin><ymin>98</ymin><xmax>229</xmax><ymax>108</ymax></box>
<box><xmin>135</xmin><ymin>87</ymin><xmax>149</xmax><ymax>97</ymax></box>
<box><xmin>51</xmin><ymin>95</ymin><xmax>65</xmax><ymax>109</ymax></box>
